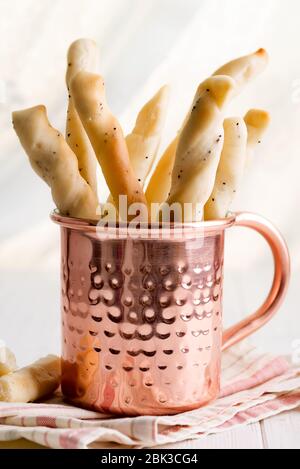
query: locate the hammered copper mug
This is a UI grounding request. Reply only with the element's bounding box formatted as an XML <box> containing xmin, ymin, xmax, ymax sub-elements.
<box><xmin>51</xmin><ymin>211</ymin><xmax>290</xmax><ymax>416</ymax></box>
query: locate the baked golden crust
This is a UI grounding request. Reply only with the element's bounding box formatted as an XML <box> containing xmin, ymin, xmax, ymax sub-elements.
<box><xmin>13</xmin><ymin>105</ymin><xmax>99</xmax><ymax>219</ymax></box>
<box><xmin>71</xmin><ymin>71</ymin><xmax>147</xmax><ymax>216</ymax></box>
<box><xmin>66</xmin><ymin>39</ymin><xmax>99</xmax><ymax>197</ymax></box>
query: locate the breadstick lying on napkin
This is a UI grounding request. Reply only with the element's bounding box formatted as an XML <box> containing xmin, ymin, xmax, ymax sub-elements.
<box><xmin>0</xmin><ymin>346</ymin><xmax>17</xmax><ymax>377</ymax></box>
<box><xmin>66</xmin><ymin>38</ymin><xmax>99</xmax><ymax>197</ymax></box>
<box><xmin>166</xmin><ymin>75</ymin><xmax>236</xmax><ymax>222</ymax></box>
<box><xmin>0</xmin><ymin>355</ymin><xmax>61</xmax><ymax>403</ymax></box>
<box><xmin>71</xmin><ymin>71</ymin><xmax>147</xmax><ymax>215</ymax></box>
<box><xmin>13</xmin><ymin>106</ymin><xmax>99</xmax><ymax>219</ymax></box>
<box><xmin>147</xmin><ymin>49</ymin><xmax>268</xmax><ymax>206</ymax></box>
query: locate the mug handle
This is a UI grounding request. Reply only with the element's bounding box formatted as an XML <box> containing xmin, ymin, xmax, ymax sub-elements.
<box><xmin>222</xmin><ymin>212</ymin><xmax>290</xmax><ymax>351</ymax></box>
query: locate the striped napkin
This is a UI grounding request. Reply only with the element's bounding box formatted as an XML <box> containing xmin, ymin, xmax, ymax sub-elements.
<box><xmin>0</xmin><ymin>342</ymin><xmax>299</xmax><ymax>449</ymax></box>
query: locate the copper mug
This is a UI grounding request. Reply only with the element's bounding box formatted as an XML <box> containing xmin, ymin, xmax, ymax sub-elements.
<box><xmin>52</xmin><ymin>211</ymin><xmax>290</xmax><ymax>416</ymax></box>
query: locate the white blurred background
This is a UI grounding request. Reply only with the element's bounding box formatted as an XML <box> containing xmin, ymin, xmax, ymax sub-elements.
<box><xmin>0</xmin><ymin>0</ymin><xmax>299</xmax><ymax>365</ymax></box>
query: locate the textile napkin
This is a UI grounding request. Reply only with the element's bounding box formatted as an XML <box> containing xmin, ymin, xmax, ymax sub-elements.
<box><xmin>0</xmin><ymin>342</ymin><xmax>299</xmax><ymax>449</ymax></box>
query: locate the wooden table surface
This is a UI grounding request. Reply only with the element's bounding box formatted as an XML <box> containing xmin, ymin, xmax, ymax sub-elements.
<box><xmin>0</xmin><ymin>410</ymin><xmax>299</xmax><ymax>450</ymax></box>
<box><xmin>160</xmin><ymin>410</ymin><xmax>300</xmax><ymax>449</ymax></box>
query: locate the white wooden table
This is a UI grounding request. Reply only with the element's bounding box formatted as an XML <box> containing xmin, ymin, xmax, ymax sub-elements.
<box><xmin>160</xmin><ymin>410</ymin><xmax>300</xmax><ymax>449</ymax></box>
<box><xmin>0</xmin><ymin>410</ymin><xmax>299</xmax><ymax>449</ymax></box>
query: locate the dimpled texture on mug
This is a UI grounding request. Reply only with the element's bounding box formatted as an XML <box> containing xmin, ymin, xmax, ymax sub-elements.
<box><xmin>61</xmin><ymin>228</ymin><xmax>224</xmax><ymax>416</ymax></box>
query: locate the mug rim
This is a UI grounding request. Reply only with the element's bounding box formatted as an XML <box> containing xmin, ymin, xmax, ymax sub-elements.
<box><xmin>50</xmin><ymin>209</ymin><xmax>236</xmax><ymax>233</ymax></box>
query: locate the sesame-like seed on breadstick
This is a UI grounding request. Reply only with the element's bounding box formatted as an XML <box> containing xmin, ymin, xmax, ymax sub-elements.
<box><xmin>13</xmin><ymin>105</ymin><xmax>99</xmax><ymax>219</ymax></box>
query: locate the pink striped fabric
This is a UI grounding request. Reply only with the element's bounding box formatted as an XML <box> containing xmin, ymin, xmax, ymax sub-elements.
<box><xmin>0</xmin><ymin>342</ymin><xmax>299</xmax><ymax>449</ymax></box>
<box><xmin>219</xmin><ymin>357</ymin><xmax>289</xmax><ymax>398</ymax></box>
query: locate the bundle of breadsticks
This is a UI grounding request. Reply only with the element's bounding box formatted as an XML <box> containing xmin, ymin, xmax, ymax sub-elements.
<box><xmin>0</xmin><ymin>344</ymin><xmax>60</xmax><ymax>403</ymax></box>
<box><xmin>13</xmin><ymin>39</ymin><xmax>270</xmax><ymax>223</ymax></box>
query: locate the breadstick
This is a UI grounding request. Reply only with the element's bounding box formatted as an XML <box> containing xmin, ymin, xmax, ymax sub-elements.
<box><xmin>213</xmin><ymin>48</ymin><xmax>269</xmax><ymax>95</ymax></box>
<box><xmin>107</xmin><ymin>85</ymin><xmax>169</xmax><ymax>204</ymax></box>
<box><xmin>71</xmin><ymin>71</ymin><xmax>147</xmax><ymax>214</ymax></box>
<box><xmin>13</xmin><ymin>106</ymin><xmax>99</xmax><ymax>219</ymax></box>
<box><xmin>147</xmin><ymin>49</ymin><xmax>268</xmax><ymax>206</ymax></box>
<box><xmin>146</xmin><ymin>136</ymin><xmax>178</xmax><ymax>205</ymax></box>
<box><xmin>204</xmin><ymin>109</ymin><xmax>270</xmax><ymax>220</ymax></box>
<box><xmin>66</xmin><ymin>38</ymin><xmax>99</xmax><ymax>89</ymax></box>
<box><xmin>66</xmin><ymin>39</ymin><xmax>99</xmax><ymax>197</ymax></box>
<box><xmin>0</xmin><ymin>355</ymin><xmax>61</xmax><ymax>403</ymax></box>
<box><xmin>166</xmin><ymin>75</ymin><xmax>236</xmax><ymax>222</ymax></box>
<box><xmin>0</xmin><ymin>346</ymin><xmax>17</xmax><ymax>377</ymax></box>
<box><xmin>126</xmin><ymin>85</ymin><xmax>170</xmax><ymax>186</ymax></box>
<box><xmin>204</xmin><ymin>117</ymin><xmax>248</xmax><ymax>220</ymax></box>
<box><xmin>244</xmin><ymin>109</ymin><xmax>270</xmax><ymax>164</ymax></box>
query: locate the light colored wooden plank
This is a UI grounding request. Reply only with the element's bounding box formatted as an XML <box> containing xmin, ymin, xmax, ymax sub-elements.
<box><xmin>0</xmin><ymin>439</ymin><xmax>45</xmax><ymax>449</ymax></box>
<box><xmin>156</xmin><ymin>423</ymin><xmax>263</xmax><ymax>449</ymax></box>
<box><xmin>261</xmin><ymin>410</ymin><xmax>300</xmax><ymax>449</ymax></box>
<box><xmin>0</xmin><ymin>425</ymin><xmax>265</xmax><ymax>450</ymax></box>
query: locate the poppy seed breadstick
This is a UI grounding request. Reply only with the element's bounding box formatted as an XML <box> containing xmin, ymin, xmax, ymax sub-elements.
<box><xmin>0</xmin><ymin>346</ymin><xmax>17</xmax><ymax>377</ymax></box>
<box><xmin>127</xmin><ymin>85</ymin><xmax>170</xmax><ymax>187</ymax></box>
<box><xmin>146</xmin><ymin>49</ymin><xmax>268</xmax><ymax>207</ymax></box>
<box><xmin>0</xmin><ymin>355</ymin><xmax>61</xmax><ymax>403</ymax></box>
<box><xmin>12</xmin><ymin>106</ymin><xmax>99</xmax><ymax>219</ymax></box>
<box><xmin>146</xmin><ymin>136</ymin><xmax>178</xmax><ymax>205</ymax></box>
<box><xmin>166</xmin><ymin>76</ymin><xmax>236</xmax><ymax>222</ymax></box>
<box><xmin>244</xmin><ymin>109</ymin><xmax>271</xmax><ymax>164</ymax></box>
<box><xmin>213</xmin><ymin>48</ymin><xmax>269</xmax><ymax>95</ymax></box>
<box><xmin>205</xmin><ymin>110</ymin><xmax>270</xmax><ymax>220</ymax></box>
<box><xmin>107</xmin><ymin>85</ymin><xmax>170</xmax><ymax>203</ymax></box>
<box><xmin>66</xmin><ymin>38</ymin><xmax>98</xmax><ymax>88</ymax></box>
<box><xmin>66</xmin><ymin>39</ymin><xmax>99</xmax><ymax>196</ymax></box>
<box><xmin>204</xmin><ymin>117</ymin><xmax>248</xmax><ymax>220</ymax></box>
<box><xmin>71</xmin><ymin>71</ymin><xmax>147</xmax><ymax>215</ymax></box>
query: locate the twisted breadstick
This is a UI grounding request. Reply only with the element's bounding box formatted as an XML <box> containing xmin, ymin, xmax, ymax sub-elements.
<box><xmin>13</xmin><ymin>106</ymin><xmax>99</xmax><ymax>219</ymax></box>
<box><xmin>166</xmin><ymin>75</ymin><xmax>236</xmax><ymax>222</ymax></box>
<box><xmin>204</xmin><ymin>109</ymin><xmax>270</xmax><ymax>220</ymax></box>
<box><xmin>213</xmin><ymin>48</ymin><xmax>269</xmax><ymax>95</ymax></box>
<box><xmin>204</xmin><ymin>117</ymin><xmax>248</xmax><ymax>220</ymax></box>
<box><xmin>244</xmin><ymin>109</ymin><xmax>271</xmax><ymax>164</ymax></box>
<box><xmin>146</xmin><ymin>137</ymin><xmax>178</xmax><ymax>206</ymax></box>
<box><xmin>147</xmin><ymin>49</ymin><xmax>268</xmax><ymax>206</ymax></box>
<box><xmin>0</xmin><ymin>346</ymin><xmax>17</xmax><ymax>377</ymax></box>
<box><xmin>107</xmin><ymin>85</ymin><xmax>169</xmax><ymax>204</ymax></box>
<box><xmin>66</xmin><ymin>39</ymin><xmax>99</xmax><ymax>197</ymax></box>
<box><xmin>71</xmin><ymin>71</ymin><xmax>147</xmax><ymax>215</ymax></box>
<box><xmin>0</xmin><ymin>355</ymin><xmax>61</xmax><ymax>403</ymax></box>
<box><xmin>127</xmin><ymin>85</ymin><xmax>170</xmax><ymax>186</ymax></box>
